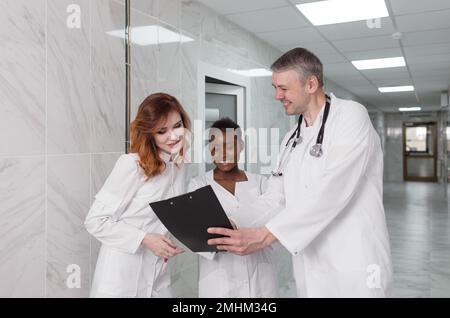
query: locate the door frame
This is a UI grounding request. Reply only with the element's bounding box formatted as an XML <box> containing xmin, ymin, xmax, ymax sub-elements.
<box><xmin>403</xmin><ymin>122</ymin><xmax>438</xmax><ymax>182</ymax></box>
<box><xmin>205</xmin><ymin>83</ymin><xmax>245</xmax><ymax>130</ymax></box>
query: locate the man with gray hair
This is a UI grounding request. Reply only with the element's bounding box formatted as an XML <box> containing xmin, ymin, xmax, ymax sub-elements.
<box><xmin>208</xmin><ymin>47</ymin><xmax>393</xmax><ymax>297</ymax></box>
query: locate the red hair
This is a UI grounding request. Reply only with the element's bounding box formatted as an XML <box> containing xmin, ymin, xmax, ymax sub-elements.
<box><xmin>130</xmin><ymin>93</ymin><xmax>191</xmax><ymax>179</ymax></box>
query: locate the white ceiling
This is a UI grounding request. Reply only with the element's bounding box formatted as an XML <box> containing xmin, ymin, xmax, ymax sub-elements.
<box><xmin>196</xmin><ymin>0</ymin><xmax>450</xmax><ymax>112</ymax></box>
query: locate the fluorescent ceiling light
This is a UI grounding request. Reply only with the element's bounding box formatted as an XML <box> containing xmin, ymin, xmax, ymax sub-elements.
<box><xmin>379</xmin><ymin>85</ymin><xmax>414</xmax><ymax>93</ymax></box>
<box><xmin>352</xmin><ymin>57</ymin><xmax>406</xmax><ymax>70</ymax></box>
<box><xmin>399</xmin><ymin>107</ymin><xmax>421</xmax><ymax>112</ymax></box>
<box><xmin>227</xmin><ymin>68</ymin><xmax>272</xmax><ymax>77</ymax></box>
<box><xmin>296</xmin><ymin>0</ymin><xmax>389</xmax><ymax>26</ymax></box>
<box><xmin>106</xmin><ymin>25</ymin><xmax>194</xmax><ymax>46</ymax></box>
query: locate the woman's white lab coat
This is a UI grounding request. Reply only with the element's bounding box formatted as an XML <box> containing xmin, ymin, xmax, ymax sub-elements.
<box><xmin>188</xmin><ymin>171</ymin><xmax>279</xmax><ymax>298</ymax></box>
<box><xmin>234</xmin><ymin>93</ymin><xmax>393</xmax><ymax>297</ymax></box>
<box><xmin>85</xmin><ymin>152</ymin><xmax>187</xmax><ymax>298</ymax></box>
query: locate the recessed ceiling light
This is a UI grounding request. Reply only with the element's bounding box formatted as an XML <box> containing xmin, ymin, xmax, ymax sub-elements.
<box><xmin>296</xmin><ymin>0</ymin><xmax>389</xmax><ymax>26</ymax></box>
<box><xmin>399</xmin><ymin>107</ymin><xmax>421</xmax><ymax>112</ymax></box>
<box><xmin>352</xmin><ymin>57</ymin><xmax>406</xmax><ymax>70</ymax></box>
<box><xmin>106</xmin><ymin>25</ymin><xmax>194</xmax><ymax>46</ymax></box>
<box><xmin>378</xmin><ymin>85</ymin><xmax>414</xmax><ymax>93</ymax></box>
<box><xmin>227</xmin><ymin>68</ymin><xmax>272</xmax><ymax>77</ymax></box>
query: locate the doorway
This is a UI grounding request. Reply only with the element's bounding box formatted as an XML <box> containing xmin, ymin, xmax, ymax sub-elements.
<box><xmin>403</xmin><ymin>122</ymin><xmax>438</xmax><ymax>182</ymax></box>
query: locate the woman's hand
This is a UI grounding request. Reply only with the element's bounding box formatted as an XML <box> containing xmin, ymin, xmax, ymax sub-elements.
<box><xmin>141</xmin><ymin>233</ymin><xmax>184</xmax><ymax>259</ymax></box>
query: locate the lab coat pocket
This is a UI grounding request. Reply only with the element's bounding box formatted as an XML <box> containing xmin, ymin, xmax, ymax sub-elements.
<box><xmin>98</xmin><ymin>248</ymin><xmax>143</xmax><ymax>297</ymax></box>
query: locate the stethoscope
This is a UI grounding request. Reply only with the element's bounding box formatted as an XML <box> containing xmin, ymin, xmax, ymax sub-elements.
<box><xmin>272</xmin><ymin>94</ymin><xmax>331</xmax><ymax>177</ymax></box>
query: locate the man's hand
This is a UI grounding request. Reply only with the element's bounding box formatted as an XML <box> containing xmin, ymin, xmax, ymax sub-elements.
<box><xmin>207</xmin><ymin>226</ymin><xmax>277</xmax><ymax>256</ymax></box>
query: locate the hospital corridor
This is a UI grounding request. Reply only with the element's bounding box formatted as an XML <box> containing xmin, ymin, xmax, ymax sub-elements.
<box><xmin>1</xmin><ymin>0</ymin><xmax>450</xmax><ymax>299</ymax></box>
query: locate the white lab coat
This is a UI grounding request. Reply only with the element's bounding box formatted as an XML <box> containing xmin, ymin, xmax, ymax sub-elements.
<box><xmin>188</xmin><ymin>171</ymin><xmax>280</xmax><ymax>298</ymax></box>
<box><xmin>85</xmin><ymin>152</ymin><xmax>187</xmax><ymax>298</ymax></box>
<box><xmin>235</xmin><ymin>93</ymin><xmax>393</xmax><ymax>297</ymax></box>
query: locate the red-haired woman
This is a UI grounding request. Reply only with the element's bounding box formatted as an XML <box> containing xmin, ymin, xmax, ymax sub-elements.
<box><xmin>85</xmin><ymin>93</ymin><xmax>191</xmax><ymax>298</ymax></box>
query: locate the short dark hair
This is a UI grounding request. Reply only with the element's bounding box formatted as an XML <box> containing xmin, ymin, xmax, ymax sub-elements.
<box><xmin>209</xmin><ymin>117</ymin><xmax>242</xmax><ymax>142</ymax></box>
<box><xmin>211</xmin><ymin>117</ymin><xmax>240</xmax><ymax>130</ymax></box>
<box><xmin>271</xmin><ymin>47</ymin><xmax>324</xmax><ymax>87</ymax></box>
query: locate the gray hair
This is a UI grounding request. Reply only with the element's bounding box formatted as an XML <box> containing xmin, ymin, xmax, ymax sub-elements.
<box><xmin>271</xmin><ymin>47</ymin><xmax>324</xmax><ymax>87</ymax></box>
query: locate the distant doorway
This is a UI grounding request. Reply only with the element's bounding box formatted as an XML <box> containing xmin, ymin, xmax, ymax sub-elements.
<box><xmin>403</xmin><ymin>122</ymin><xmax>437</xmax><ymax>182</ymax></box>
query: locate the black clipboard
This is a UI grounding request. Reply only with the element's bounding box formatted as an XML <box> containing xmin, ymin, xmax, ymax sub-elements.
<box><xmin>149</xmin><ymin>185</ymin><xmax>233</xmax><ymax>252</ymax></box>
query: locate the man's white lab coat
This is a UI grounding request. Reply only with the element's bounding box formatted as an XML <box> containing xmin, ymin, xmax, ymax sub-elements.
<box><xmin>233</xmin><ymin>93</ymin><xmax>393</xmax><ymax>297</ymax></box>
<box><xmin>85</xmin><ymin>153</ymin><xmax>186</xmax><ymax>297</ymax></box>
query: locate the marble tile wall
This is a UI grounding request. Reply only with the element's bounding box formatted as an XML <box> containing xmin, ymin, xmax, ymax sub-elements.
<box><xmin>0</xmin><ymin>0</ymin><xmax>46</xmax><ymax>157</ymax></box>
<box><xmin>0</xmin><ymin>0</ymin><xmax>125</xmax><ymax>297</ymax></box>
<box><xmin>47</xmin><ymin>0</ymin><xmax>91</xmax><ymax>154</ymax></box>
<box><xmin>91</xmin><ymin>0</ymin><xmax>126</xmax><ymax>153</ymax></box>
<box><xmin>1</xmin><ymin>0</ymin><xmax>46</xmax><ymax>297</ymax></box>
<box><xmin>0</xmin><ymin>157</ymin><xmax>45</xmax><ymax>297</ymax></box>
<box><xmin>46</xmin><ymin>155</ymin><xmax>90</xmax><ymax>297</ymax></box>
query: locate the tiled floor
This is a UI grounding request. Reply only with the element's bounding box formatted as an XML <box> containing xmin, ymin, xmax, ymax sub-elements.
<box><xmin>384</xmin><ymin>182</ymin><xmax>450</xmax><ymax>297</ymax></box>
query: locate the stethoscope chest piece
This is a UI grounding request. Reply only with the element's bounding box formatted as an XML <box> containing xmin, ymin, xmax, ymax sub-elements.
<box><xmin>309</xmin><ymin>143</ymin><xmax>323</xmax><ymax>157</ymax></box>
